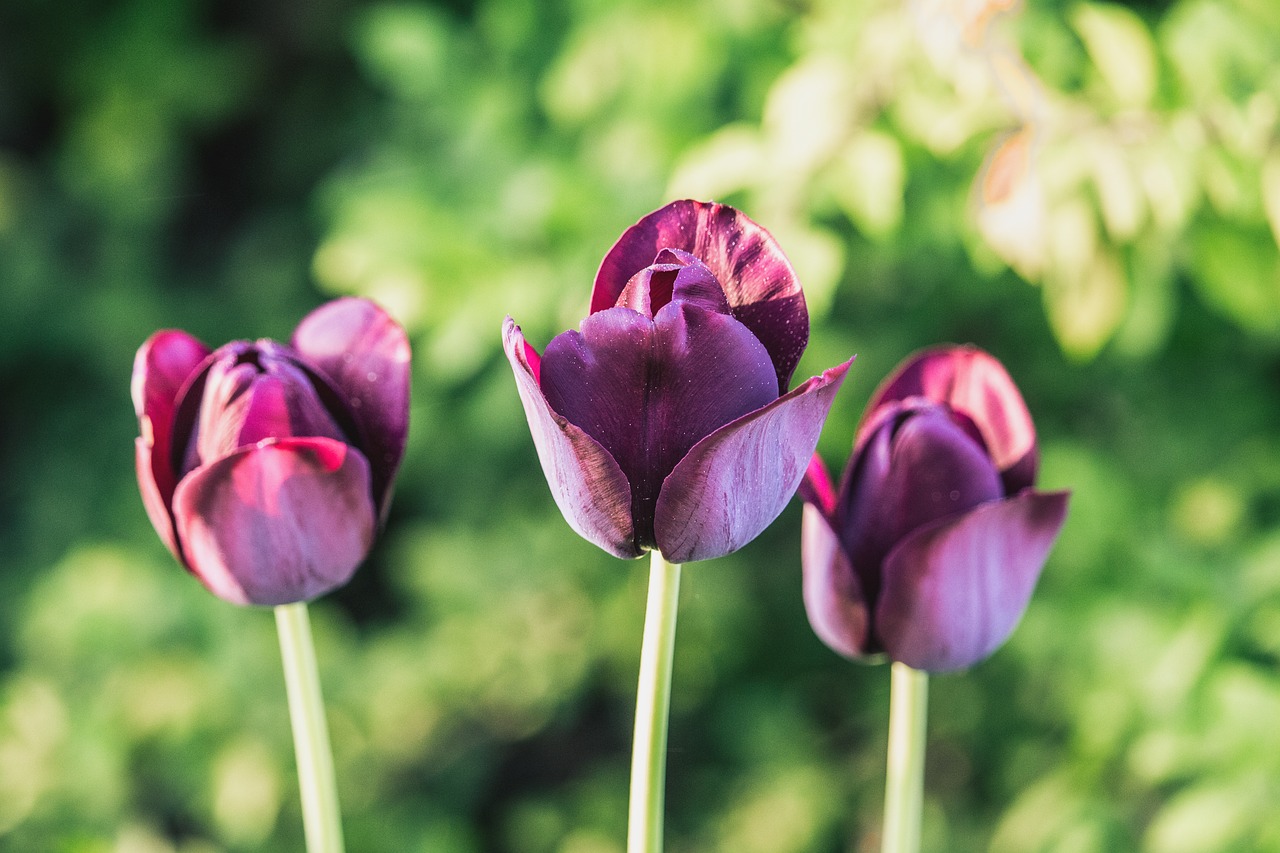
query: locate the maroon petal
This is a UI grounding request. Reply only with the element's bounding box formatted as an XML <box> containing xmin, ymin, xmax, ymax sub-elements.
<box><xmin>865</xmin><ymin>346</ymin><xmax>1038</xmax><ymax>493</ymax></box>
<box><xmin>132</xmin><ymin>330</ymin><xmax>213</xmax><ymax>553</ymax></box>
<box><xmin>291</xmin><ymin>297</ymin><xmax>411</xmax><ymax>515</ymax></box>
<box><xmin>592</xmin><ymin>200</ymin><xmax>808</xmax><ymax>393</ymax></box>
<box><xmin>801</xmin><ymin>502</ymin><xmax>872</xmax><ymax>659</ymax></box>
<box><xmin>841</xmin><ymin>404</ymin><xmax>1004</xmax><ymax>591</ymax></box>
<box><xmin>540</xmin><ymin>302</ymin><xmax>778</xmax><ymax>547</ymax></box>
<box><xmin>171</xmin><ymin>437</ymin><xmax>377</xmax><ymax>606</ymax></box>
<box><xmin>193</xmin><ymin>353</ymin><xmax>345</xmax><ymax>466</ymax></box>
<box><xmin>652</xmin><ymin>357</ymin><xmax>853</xmax><ymax>563</ymax></box>
<box><xmin>615</xmin><ymin>250</ymin><xmax>729</xmax><ymax>318</ymax></box>
<box><xmin>503</xmin><ymin>317</ymin><xmax>638</xmax><ymax>558</ymax></box>
<box><xmin>874</xmin><ymin>489</ymin><xmax>1070</xmax><ymax>672</ymax></box>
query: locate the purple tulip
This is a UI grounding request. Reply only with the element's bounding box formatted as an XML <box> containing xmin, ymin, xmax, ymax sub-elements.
<box><xmin>133</xmin><ymin>298</ymin><xmax>411</xmax><ymax>606</ymax></box>
<box><xmin>801</xmin><ymin>346</ymin><xmax>1069</xmax><ymax>672</ymax></box>
<box><xmin>504</xmin><ymin>200</ymin><xmax>852</xmax><ymax>562</ymax></box>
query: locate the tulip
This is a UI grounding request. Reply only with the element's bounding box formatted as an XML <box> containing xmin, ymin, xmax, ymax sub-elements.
<box><xmin>504</xmin><ymin>199</ymin><xmax>852</xmax><ymax>563</ymax></box>
<box><xmin>133</xmin><ymin>297</ymin><xmax>410</xmax><ymax>606</ymax></box>
<box><xmin>801</xmin><ymin>345</ymin><xmax>1068</xmax><ymax>673</ymax></box>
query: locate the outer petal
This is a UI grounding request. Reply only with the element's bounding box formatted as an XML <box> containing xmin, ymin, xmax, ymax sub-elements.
<box><xmin>539</xmin><ymin>302</ymin><xmax>778</xmax><ymax>545</ymax></box>
<box><xmin>864</xmin><ymin>345</ymin><xmax>1037</xmax><ymax>493</ymax></box>
<box><xmin>132</xmin><ymin>330</ymin><xmax>212</xmax><ymax>555</ymax></box>
<box><xmin>653</xmin><ymin>357</ymin><xmax>853</xmax><ymax>563</ymax></box>
<box><xmin>874</xmin><ymin>489</ymin><xmax>1070</xmax><ymax>672</ymax></box>
<box><xmin>801</xmin><ymin>502</ymin><xmax>872</xmax><ymax>659</ymax></box>
<box><xmin>592</xmin><ymin>200</ymin><xmax>808</xmax><ymax>394</ymax></box>
<box><xmin>171</xmin><ymin>437</ymin><xmax>377</xmax><ymax>606</ymax></box>
<box><xmin>291</xmin><ymin>297</ymin><xmax>411</xmax><ymax>515</ymax></box>
<box><xmin>503</xmin><ymin>317</ymin><xmax>639</xmax><ymax>558</ymax></box>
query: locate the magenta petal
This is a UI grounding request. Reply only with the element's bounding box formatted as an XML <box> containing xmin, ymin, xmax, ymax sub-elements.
<box><xmin>875</xmin><ymin>489</ymin><xmax>1070</xmax><ymax>672</ymax></box>
<box><xmin>171</xmin><ymin>437</ymin><xmax>377</xmax><ymax>606</ymax></box>
<box><xmin>801</xmin><ymin>502</ymin><xmax>872</xmax><ymax>659</ymax></box>
<box><xmin>291</xmin><ymin>297</ymin><xmax>411</xmax><ymax>514</ymax></box>
<box><xmin>798</xmin><ymin>454</ymin><xmax>837</xmax><ymax>515</ymax></box>
<box><xmin>866</xmin><ymin>346</ymin><xmax>1038</xmax><ymax>492</ymax></box>
<box><xmin>503</xmin><ymin>317</ymin><xmax>639</xmax><ymax>558</ymax></box>
<box><xmin>136</xmin><ymin>438</ymin><xmax>181</xmax><ymax>557</ymax></box>
<box><xmin>132</xmin><ymin>330</ymin><xmax>212</xmax><ymax>552</ymax></box>
<box><xmin>592</xmin><ymin>200</ymin><xmax>808</xmax><ymax>393</ymax></box>
<box><xmin>652</xmin><ymin>357</ymin><xmax>853</xmax><ymax>563</ymax></box>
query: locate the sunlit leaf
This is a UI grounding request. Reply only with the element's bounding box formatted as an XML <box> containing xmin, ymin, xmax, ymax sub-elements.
<box><xmin>1071</xmin><ymin>3</ymin><xmax>1158</xmax><ymax>107</ymax></box>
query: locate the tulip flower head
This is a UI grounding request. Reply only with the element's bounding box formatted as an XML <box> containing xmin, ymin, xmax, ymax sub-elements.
<box><xmin>801</xmin><ymin>346</ymin><xmax>1068</xmax><ymax>672</ymax></box>
<box><xmin>133</xmin><ymin>298</ymin><xmax>410</xmax><ymax>606</ymax></box>
<box><xmin>505</xmin><ymin>200</ymin><xmax>852</xmax><ymax>562</ymax></box>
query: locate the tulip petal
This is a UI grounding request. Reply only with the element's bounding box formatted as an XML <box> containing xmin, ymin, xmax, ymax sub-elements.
<box><xmin>503</xmin><ymin>317</ymin><xmax>639</xmax><ymax>558</ymax></box>
<box><xmin>801</xmin><ymin>502</ymin><xmax>872</xmax><ymax>659</ymax></box>
<box><xmin>653</xmin><ymin>357</ymin><xmax>853</xmax><ymax>563</ymax></box>
<box><xmin>172</xmin><ymin>437</ymin><xmax>377</xmax><ymax>605</ymax></box>
<box><xmin>193</xmin><ymin>354</ymin><xmax>346</xmax><ymax>466</ymax></box>
<box><xmin>291</xmin><ymin>297</ymin><xmax>411</xmax><ymax>515</ymax></box>
<box><xmin>592</xmin><ymin>200</ymin><xmax>808</xmax><ymax>393</ymax></box>
<box><xmin>798</xmin><ymin>453</ymin><xmax>837</xmax><ymax>515</ymax></box>
<box><xmin>132</xmin><ymin>330</ymin><xmax>212</xmax><ymax>554</ymax></box>
<box><xmin>874</xmin><ymin>489</ymin><xmax>1070</xmax><ymax>672</ymax></box>
<box><xmin>841</xmin><ymin>404</ymin><xmax>1004</xmax><ymax>598</ymax></box>
<box><xmin>540</xmin><ymin>302</ymin><xmax>778</xmax><ymax>547</ymax></box>
<box><xmin>865</xmin><ymin>346</ymin><xmax>1038</xmax><ymax>493</ymax></box>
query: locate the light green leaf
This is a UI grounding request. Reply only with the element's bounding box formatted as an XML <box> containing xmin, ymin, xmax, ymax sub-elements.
<box><xmin>1072</xmin><ymin>3</ymin><xmax>1158</xmax><ymax>107</ymax></box>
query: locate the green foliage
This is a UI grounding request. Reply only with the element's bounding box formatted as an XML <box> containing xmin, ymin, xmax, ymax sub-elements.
<box><xmin>2</xmin><ymin>0</ymin><xmax>1279</xmax><ymax>850</ymax></box>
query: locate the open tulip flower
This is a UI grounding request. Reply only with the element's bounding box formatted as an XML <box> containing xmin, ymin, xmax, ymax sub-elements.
<box><xmin>504</xmin><ymin>200</ymin><xmax>852</xmax><ymax>563</ymax></box>
<box><xmin>802</xmin><ymin>346</ymin><xmax>1069</xmax><ymax>672</ymax></box>
<box><xmin>133</xmin><ymin>297</ymin><xmax>410</xmax><ymax>606</ymax></box>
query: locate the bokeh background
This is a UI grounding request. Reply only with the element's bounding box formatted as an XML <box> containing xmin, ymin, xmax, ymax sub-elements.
<box><xmin>2</xmin><ymin>0</ymin><xmax>1279</xmax><ymax>850</ymax></box>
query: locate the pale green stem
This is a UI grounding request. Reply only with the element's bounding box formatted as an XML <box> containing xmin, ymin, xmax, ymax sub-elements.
<box><xmin>881</xmin><ymin>662</ymin><xmax>928</xmax><ymax>853</ymax></box>
<box><xmin>275</xmin><ymin>602</ymin><xmax>345</xmax><ymax>853</ymax></box>
<box><xmin>627</xmin><ymin>550</ymin><xmax>683</xmax><ymax>853</ymax></box>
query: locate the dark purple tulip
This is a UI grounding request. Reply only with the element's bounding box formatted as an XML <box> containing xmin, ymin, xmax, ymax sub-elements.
<box><xmin>505</xmin><ymin>200</ymin><xmax>852</xmax><ymax>562</ymax></box>
<box><xmin>133</xmin><ymin>298</ymin><xmax>411</xmax><ymax>606</ymax></box>
<box><xmin>801</xmin><ymin>346</ymin><xmax>1069</xmax><ymax>672</ymax></box>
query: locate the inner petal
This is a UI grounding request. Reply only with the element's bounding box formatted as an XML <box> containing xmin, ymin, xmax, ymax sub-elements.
<box><xmin>190</xmin><ymin>345</ymin><xmax>345</xmax><ymax>469</ymax></box>
<box><xmin>842</xmin><ymin>405</ymin><xmax>1003</xmax><ymax>594</ymax></box>
<box><xmin>539</xmin><ymin>302</ymin><xmax>778</xmax><ymax>547</ymax></box>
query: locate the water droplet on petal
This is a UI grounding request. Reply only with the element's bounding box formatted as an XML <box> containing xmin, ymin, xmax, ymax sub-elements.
<box><xmin>366</xmin><ymin>371</ymin><xmax>378</xmax><ymax>382</ymax></box>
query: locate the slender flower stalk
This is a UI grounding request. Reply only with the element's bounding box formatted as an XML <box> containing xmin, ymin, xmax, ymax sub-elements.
<box><xmin>276</xmin><ymin>602</ymin><xmax>345</xmax><ymax>853</ymax></box>
<box><xmin>628</xmin><ymin>551</ymin><xmax>682</xmax><ymax>853</ymax></box>
<box><xmin>881</xmin><ymin>663</ymin><xmax>928</xmax><ymax>853</ymax></box>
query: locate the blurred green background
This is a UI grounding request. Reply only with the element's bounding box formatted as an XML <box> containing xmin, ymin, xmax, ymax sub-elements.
<box><xmin>2</xmin><ymin>0</ymin><xmax>1279</xmax><ymax>850</ymax></box>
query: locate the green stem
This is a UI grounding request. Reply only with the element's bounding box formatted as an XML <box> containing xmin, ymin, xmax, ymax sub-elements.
<box><xmin>275</xmin><ymin>602</ymin><xmax>345</xmax><ymax>853</ymax></box>
<box><xmin>627</xmin><ymin>550</ymin><xmax>682</xmax><ymax>853</ymax></box>
<box><xmin>881</xmin><ymin>662</ymin><xmax>928</xmax><ymax>853</ymax></box>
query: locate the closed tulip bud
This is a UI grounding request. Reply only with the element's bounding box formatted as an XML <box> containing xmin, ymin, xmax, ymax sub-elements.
<box><xmin>801</xmin><ymin>346</ymin><xmax>1068</xmax><ymax>672</ymax></box>
<box><xmin>133</xmin><ymin>298</ymin><xmax>410</xmax><ymax>606</ymax></box>
<box><xmin>505</xmin><ymin>200</ymin><xmax>852</xmax><ymax>562</ymax></box>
